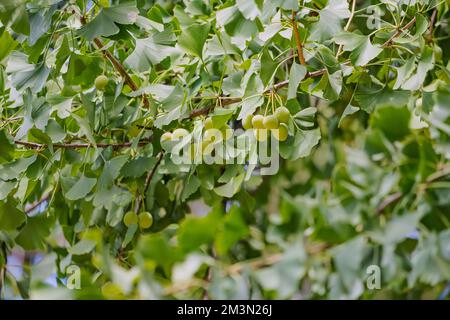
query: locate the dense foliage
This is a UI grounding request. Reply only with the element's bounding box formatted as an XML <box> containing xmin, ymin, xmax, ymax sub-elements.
<box><xmin>0</xmin><ymin>0</ymin><xmax>449</xmax><ymax>299</ymax></box>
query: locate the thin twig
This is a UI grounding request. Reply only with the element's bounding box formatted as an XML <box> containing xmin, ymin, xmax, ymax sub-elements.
<box><xmin>25</xmin><ymin>193</ymin><xmax>51</xmax><ymax>214</ymax></box>
<box><xmin>376</xmin><ymin>192</ymin><xmax>403</xmax><ymax>215</ymax></box>
<box><xmin>337</xmin><ymin>0</ymin><xmax>356</xmax><ymax>56</ymax></box>
<box><xmin>376</xmin><ymin>166</ymin><xmax>450</xmax><ymax>214</ymax></box>
<box><xmin>137</xmin><ymin>152</ymin><xmax>165</xmax><ymax>212</ymax></box>
<box><xmin>427</xmin><ymin>9</ymin><xmax>437</xmax><ymax>39</ymax></box>
<box><xmin>382</xmin><ymin>16</ymin><xmax>417</xmax><ymax>47</ymax></box>
<box><xmin>291</xmin><ymin>10</ymin><xmax>306</xmax><ymax>65</ymax></box>
<box><xmin>80</xmin><ymin>16</ymin><xmax>149</xmax><ymax>108</ymax></box>
<box><xmin>14</xmin><ymin>138</ymin><xmax>152</xmax><ymax>150</ymax></box>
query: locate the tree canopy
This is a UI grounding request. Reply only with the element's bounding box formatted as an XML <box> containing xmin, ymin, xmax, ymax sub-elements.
<box><xmin>0</xmin><ymin>0</ymin><xmax>449</xmax><ymax>300</ymax></box>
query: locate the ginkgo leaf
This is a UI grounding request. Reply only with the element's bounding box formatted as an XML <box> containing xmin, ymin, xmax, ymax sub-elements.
<box><xmin>65</xmin><ymin>176</ymin><xmax>97</xmax><ymax>201</ymax></box>
<box><xmin>178</xmin><ymin>22</ymin><xmax>211</xmax><ymax>58</ymax></box>
<box><xmin>79</xmin><ymin>2</ymin><xmax>139</xmax><ymax>40</ymax></box>
<box><xmin>334</xmin><ymin>32</ymin><xmax>382</xmax><ymax>66</ymax></box>
<box><xmin>125</xmin><ymin>37</ymin><xmax>180</xmax><ymax>72</ymax></box>
<box><xmin>310</xmin><ymin>0</ymin><xmax>351</xmax><ymax>42</ymax></box>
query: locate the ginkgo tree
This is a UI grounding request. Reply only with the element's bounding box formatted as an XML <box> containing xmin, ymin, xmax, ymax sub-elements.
<box><xmin>0</xmin><ymin>0</ymin><xmax>449</xmax><ymax>300</ymax></box>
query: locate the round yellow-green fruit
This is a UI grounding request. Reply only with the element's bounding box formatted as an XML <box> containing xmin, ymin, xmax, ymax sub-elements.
<box><xmin>271</xmin><ymin>124</ymin><xmax>289</xmax><ymax>141</ymax></box>
<box><xmin>203</xmin><ymin>128</ymin><xmax>223</xmax><ymax>143</ymax></box>
<box><xmin>123</xmin><ymin>211</ymin><xmax>138</xmax><ymax>227</ymax></box>
<box><xmin>275</xmin><ymin>107</ymin><xmax>290</xmax><ymax>123</ymax></box>
<box><xmin>242</xmin><ymin>114</ymin><xmax>253</xmax><ymax>130</ymax></box>
<box><xmin>101</xmin><ymin>282</ymin><xmax>123</xmax><ymax>300</ymax></box>
<box><xmin>263</xmin><ymin>115</ymin><xmax>279</xmax><ymax>129</ymax></box>
<box><xmin>204</xmin><ymin>117</ymin><xmax>214</xmax><ymax>130</ymax></box>
<box><xmin>160</xmin><ymin>132</ymin><xmax>173</xmax><ymax>143</ymax></box>
<box><xmin>172</xmin><ymin>128</ymin><xmax>189</xmax><ymax>141</ymax></box>
<box><xmin>252</xmin><ymin>115</ymin><xmax>265</xmax><ymax>129</ymax></box>
<box><xmin>94</xmin><ymin>75</ymin><xmax>109</xmax><ymax>90</ymax></box>
<box><xmin>139</xmin><ymin>211</ymin><xmax>153</xmax><ymax>229</ymax></box>
<box><xmin>254</xmin><ymin>129</ymin><xmax>268</xmax><ymax>142</ymax></box>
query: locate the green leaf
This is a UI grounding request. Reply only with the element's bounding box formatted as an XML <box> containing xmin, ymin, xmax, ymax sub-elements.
<box><xmin>178</xmin><ymin>22</ymin><xmax>210</xmax><ymax>58</ymax></box>
<box><xmin>0</xmin><ymin>129</ymin><xmax>15</xmax><ymax>164</ymax></box>
<box><xmin>177</xmin><ymin>208</ymin><xmax>222</xmax><ymax>253</ymax></box>
<box><xmin>287</xmin><ymin>63</ymin><xmax>307</xmax><ymax>100</ymax></box>
<box><xmin>0</xmin><ymin>197</ymin><xmax>26</xmax><ymax>231</ymax></box>
<box><xmin>236</xmin><ymin>0</ymin><xmax>261</xmax><ymax>21</ymax></box>
<box><xmin>0</xmin><ymin>29</ymin><xmax>18</xmax><ymax>62</ymax></box>
<box><xmin>255</xmin><ymin>241</ymin><xmax>307</xmax><ymax>298</ymax></box>
<box><xmin>6</xmin><ymin>51</ymin><xmax>50</xmax><ymax>93</ymax></box>
<box><xmin>238</xmin><ymin>73</ymin><xmax>264</xmax><ymax>120</ymax></box>
<box><xmin>125</xmin><ymin>36</ymin><xmax>179</xmax><ymax>72</ymax></box>
<box><xmin>280</xmin><ymin>128</ymin><xmax>321</xmax><ymax>160</ymax></box>
<box><xmin>79</xmin><ymin>2</ymin><xmax>139</xmax><ymax>40</ymax></box>
<box><xmin>65</xmin><ymin>176</ymin><xmax>97</xmax><ymax>201</ymax></box>
<box><xmin>28</xmin><ymin>6</ymin><xmax>55</xmax><ymax>46</ymax></box>
<box><xmin>181</xmin><ymin>174</ymin><xmax>201</xmax><ymax>202</ymax></box>
<box><xmin>338</xmin><ymin>103</ymin><xmax>360</xmax><ymax>127</ymax></box>
<box><xmin>310</xmin><ymin>0</ymin><xmax>350</xmax><ymax>42</ymax></box>
<box><xmin>68</xmin><ymin>239</ymin><xmax>96</xmax><ymax>255</ymax></box>
<box><xmin>0</xmin><ymin>0</ymin><xmax>29</xmax><ymax>35</ymax></box>
<box><xmin>215</xmin><ymin>205</ymin><xmax>249</xmax><ymax>255</ymax></box>
<box><xmin>15</xmin><ymin>214</ymin><xmax>54</xmax><ymax>250</ymax></box>
<box><xmin>370</xmin><ymin>105</ymin><xmax>411</xmax><ymax>142</ymax></box>
<box><xmin>334</xmin><ymin>32</ymin><xmax>382</xmax><ymax>66</ymax></box>
<box><xmin>355</xmin><ymin>86</ymin><xmax>409</xmax><ymax>113</ymax></box>
<box><xmin>260</xmin><ymin>48</ymin><xmax>278</xmax><ymax>86</ymax></box>
<box><xmin>214</xmin><ymin>173</ymin><xmax>245</xmax><ymax>198</ymax></box>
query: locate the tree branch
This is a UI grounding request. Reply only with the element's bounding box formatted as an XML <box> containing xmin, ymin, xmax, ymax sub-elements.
<box><xmin>14</xmin><ymin>138</ymin><xmax>152</xmax><ymax>150</ymax></box>
<box><xmin>25</xmin><ymin>193</ymin><xmax>51</xmax><ymax>214</ymax></box>
<box><xmin>337</xmin><ymin>0</ymin><xmax>356</xmax><ymax>56</ymax></box>
<box><xmin>291</xmin><ymin>11</ymin><xmax>306</xmax><ymax>65</ymax></box>
<box><xmin>376</xmin><ymin>166</ymin><xmax>450</xmax><ymax>214</ymax></box>
<box><xmin>382</xmin><ymin>16</ymin><xmax>417</xmax><ymax>47</ymax></box>
<box><xmin>187</xmin><ymin>68</ymin><xmax>328</xmax><ymax>118</ymax></box>
<box><xmin>137</xmin><ymin>151</ymin><xmax>165</xmax><ymax>212</ymax></box>
<box><xmin>80</xmin><ymin>16</ymin><xmax>149</xmax><ymax>108</ymax></box>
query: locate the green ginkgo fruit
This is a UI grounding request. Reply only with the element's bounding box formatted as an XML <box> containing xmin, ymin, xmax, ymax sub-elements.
<box><xmin>275</xmin><ymin>107</ymin><xmax>290</xmax><ymax>123</ymax></box>
<box><xmin>263</xmin><ymin>115</ymin><xmax>279</xmax><ymax>129</ymax></box>
<box><xmin>123</xmin><ymin>211</ymin><xmax>138</xmax><ymax>227</ymax></box>
<box><xmin>94</xmin><ymin>75</ymin><xmax>109</xmax><ymax>90</ymax></box>
<box><xmin>242</xmin><ymin>114</ymin><xmax>253</xmax><ymax>130</ymax></box>
<box><xmin>252</xmin><ymin>115</ymin><xmax>265</xmax><ymax>129</ymax></box>
<box><xmin>172</xmin><ymin>128</ymin><xmax>189</xmax><ymax>141</ymax></box>
<box><xmin>160</xmin><ymin>132</ymin><xmax>173</xmax><ymax>143</ymax></box>
<box><xmin>272</xmin><ymin>124</ymin><xmax>289</xmax><ymax>141</ymax></box>
<box><xmin>139</xmin><ymin>212</ymin><xmax>153</xmax><ymax>229</ymax></box>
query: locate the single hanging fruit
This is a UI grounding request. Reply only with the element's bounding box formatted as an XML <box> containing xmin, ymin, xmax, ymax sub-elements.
<box><xmin>275</xmin><ymin>107</ymin><xmax>290</xmax><ymax>123</ymax></box>
<box><xmin>95</xmin><ymin>75</ymin><xmax>109</xmax><ymax>90</ymax></box>
<box><xmin>139</xmin><ymin>212</ymin><xmax>153</xmax><ymax>229</ymax></box>
<box><xmin>263</xmin><ymin>115</ymin><xmax>279</xmax><ymax>129</ymax></box>
<box><xmin>123</xmin><ymin>211</ymin><xmax>138</xmax><ymax>227</ymax></box>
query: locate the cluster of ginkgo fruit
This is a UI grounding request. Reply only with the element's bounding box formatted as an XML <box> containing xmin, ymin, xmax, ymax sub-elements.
<box><xmin>241</xmin><ymin>106</ymin><xmax>291</xmax><ymax>142</ymax></box>
<box><xmin>159</xmin><ymin>118</ymin><xmax>235</xmax><ymax>158</ymax></box>
<box><xmin>123</xmin><ymin>211</ymin><xmax>153</xmax><ymax>229</ymax></box>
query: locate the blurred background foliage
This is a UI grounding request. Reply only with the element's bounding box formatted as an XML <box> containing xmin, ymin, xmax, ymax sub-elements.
<box><xmin>0</xmin><ymin>0</ymin><xmax>449</xmax><ymax>299</ymax></box>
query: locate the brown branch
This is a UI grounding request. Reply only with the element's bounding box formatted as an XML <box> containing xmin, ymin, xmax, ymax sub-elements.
<box><xmin>137</xmin><ymin>151</ymin><xmax>165</xmax><ymax>212</ymax></box>
<box><xmin>186</xmin><ymin>17</ymin><xmax>417</xmax><ymax>119</ymax></box>
<box><xmin>187</xmin><ymin>67</ymin><xmax>330</xmax><ymax>118</ymax></box>
<box><xmin>291</xmin><ymin>11</ymin><xmax>306</xmax><ymax>65</ymax></box>
<box><xmin>376</xmin><ymin>191</ymin><xmax>403</xmax><ymax>215</ymax></box>
<box><xmin>14</xmin><ymin>137</ymin><xmax>152</xmax><ymax>150</ymax></box>
<box><xmin>376</xmin><ymin>166</ymin><xmax>450</xmax><ymax>215</ymax></box>
<box><xmin>382</xmin><ymin>16</ymin><xmax>417</xmax><ymax>47</ymax></box>
<box><xmin>80</xmin><ymin>16</ymin><xmax>149</xmax><ymax>108</ymax></box>
<box><xmin>25</xmin><ymin>193</ymin><xmax>51</xmax><ymax>214</ymax></box>
<box><xmin>427</xmin><ymin>9</ymin><xmax>437</xmax><ymax>42</ymax></box>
